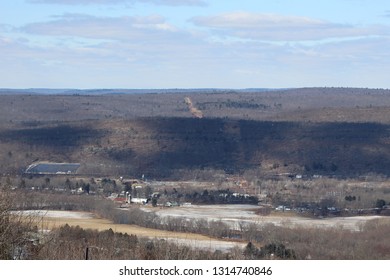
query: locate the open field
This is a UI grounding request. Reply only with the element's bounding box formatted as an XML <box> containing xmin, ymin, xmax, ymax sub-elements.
<box><xmin>13</xmin><ymin>203</ymin><xmax>390</xmax><ymax>236</ymax></box>
<box><xmin>14</xmin><ymin>210</ymin><xmax>245</xmax><ymax>252</ymax></box>
<box><xmin>143</xmin><ymin>204</ymin><xmax>390</xmax><ymax>231</ymax></box>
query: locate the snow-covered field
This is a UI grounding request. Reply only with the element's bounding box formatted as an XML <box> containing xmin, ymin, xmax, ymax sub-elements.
<box><xmin>11</xmin><ymin>210</ymin><xmax>95</xmax><ymax>219</ymax></box>
<box><xmin>14</xmin><ymin>207</ymin><xmax>390</xmax><ymax>232</ymax></box>
<box><xmin>13</xmin><ymin>207</ymin><xmax>390</xmax><ymax>252</ymax></box>
<box><xmin>12</xmin><ymin>209</ymin><xmax>245</xmax><ymax>252</ymax></box>
<box><xmin>146</xmin><ymin>204</ymin><xmax>390</xmax><ymax>231</ymax></box>
<box><xmin>146</xmin><ymin>204</ymin><xmax>259</xmax><ymax>220</ymax></box>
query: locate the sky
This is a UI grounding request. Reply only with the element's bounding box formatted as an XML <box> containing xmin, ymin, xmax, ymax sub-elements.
<box><xmin>1</xmin><ymin>0</ymin><xmax>390</xmax><ymax>89</ymax></box>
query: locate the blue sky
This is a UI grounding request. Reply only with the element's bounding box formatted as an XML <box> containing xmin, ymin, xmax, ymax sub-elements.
<box><xmin>1</xmin><ymin>0</ymin><xmax>390</xmax><ymax>89</ymax></box>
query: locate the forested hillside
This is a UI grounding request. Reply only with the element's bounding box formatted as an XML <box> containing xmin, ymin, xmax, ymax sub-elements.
<box><xmin>0</xmin><ymin>88</ymin><xmax>389</xmax><ymax>179</ymax></box>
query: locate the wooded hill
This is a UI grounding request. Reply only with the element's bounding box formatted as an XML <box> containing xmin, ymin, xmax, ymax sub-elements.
<box><xmin>0</xmin><ymin>87</ymin><xmax>389</xmax><ymax>179</ymax></box>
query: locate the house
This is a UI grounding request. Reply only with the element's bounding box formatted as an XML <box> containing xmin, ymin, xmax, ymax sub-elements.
<box><xmin>164</xmin><ymin>201</ymin><xmax>180</xmax><ymax>207</ymax></box>
<box><xmin>130</xmin><ymin>198</ymin><xmax>148</xmax><ymax>204</ymax></box>
<box><xmin>275</xmin><ymin>205</ymin><xmax>291</xmax><ymax>211</ymax></box>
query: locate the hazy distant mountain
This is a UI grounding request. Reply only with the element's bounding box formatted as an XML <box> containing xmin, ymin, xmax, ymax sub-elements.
<box><xmin>0</xmin><ymin>88</ymin><xmax>281</xmax><ymax>95</ymax></box>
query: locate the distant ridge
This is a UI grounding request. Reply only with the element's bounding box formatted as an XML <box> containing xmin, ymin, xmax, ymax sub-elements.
<box><xmin>0</xmin><ymin>88</ymin><xmax>284</xmax><ymax>95</ymax></box>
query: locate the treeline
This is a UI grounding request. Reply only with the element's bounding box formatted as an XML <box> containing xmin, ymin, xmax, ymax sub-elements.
<box><xmin>38</xmin><ymin>225</ymin><xmax>300</xmax><ymax>260</ymax></box>
<box><xmin>8</xmin><ymin>224</ymin><xmax>300</xmax><ymax>260</ymax></box>
<box><xmin>159</xmin><ymin>188</ymin><xmax>258</xmax><ymax>205</ymax></box>
<box><xmin>34</xmin><ymin>225</ymin><xmax>231</xmax><ymax>260</ymax></box>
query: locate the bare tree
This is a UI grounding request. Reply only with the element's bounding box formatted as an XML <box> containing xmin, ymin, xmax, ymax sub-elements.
<box><xmin>0</xmin><ymin>187</ymin><xmax>38</xmax><ymax>259</ymax></box>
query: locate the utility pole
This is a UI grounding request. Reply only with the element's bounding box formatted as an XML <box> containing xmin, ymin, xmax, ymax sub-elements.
<box><xmin>85</xmin><ymin>247</ymin><xmax>89</xmax><ymax>260</ymax></box>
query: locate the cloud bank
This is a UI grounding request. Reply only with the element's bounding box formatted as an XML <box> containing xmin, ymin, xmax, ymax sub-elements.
<box><xmin>22</xmin><ymin>14</ymin><xmax>180</xmax><ymax>41</ymax></box>
<box><xmin>191</xmin><ymin>12</ymin><xmax>389</xmax><ymax>41</ymax></box>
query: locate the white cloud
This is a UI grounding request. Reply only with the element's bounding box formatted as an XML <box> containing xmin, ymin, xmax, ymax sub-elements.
<box><xmin>192</xmin><ymin>12</ymin><xmax>324</xmax><ymax>29</ymax></box>
<box><xmin>22</xmin><ymin>14</ymin><xmax>181</xmax><ymax>41</ymax></box>
<box><xmin>28</xmin><ymin>0</ymin><xmax>207</xmax><ymax>6</ymax></box>
<box><xmin>190</xmin><ymin>12</ymin><xmax>390</xmax><ymax>41</ymax></box>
